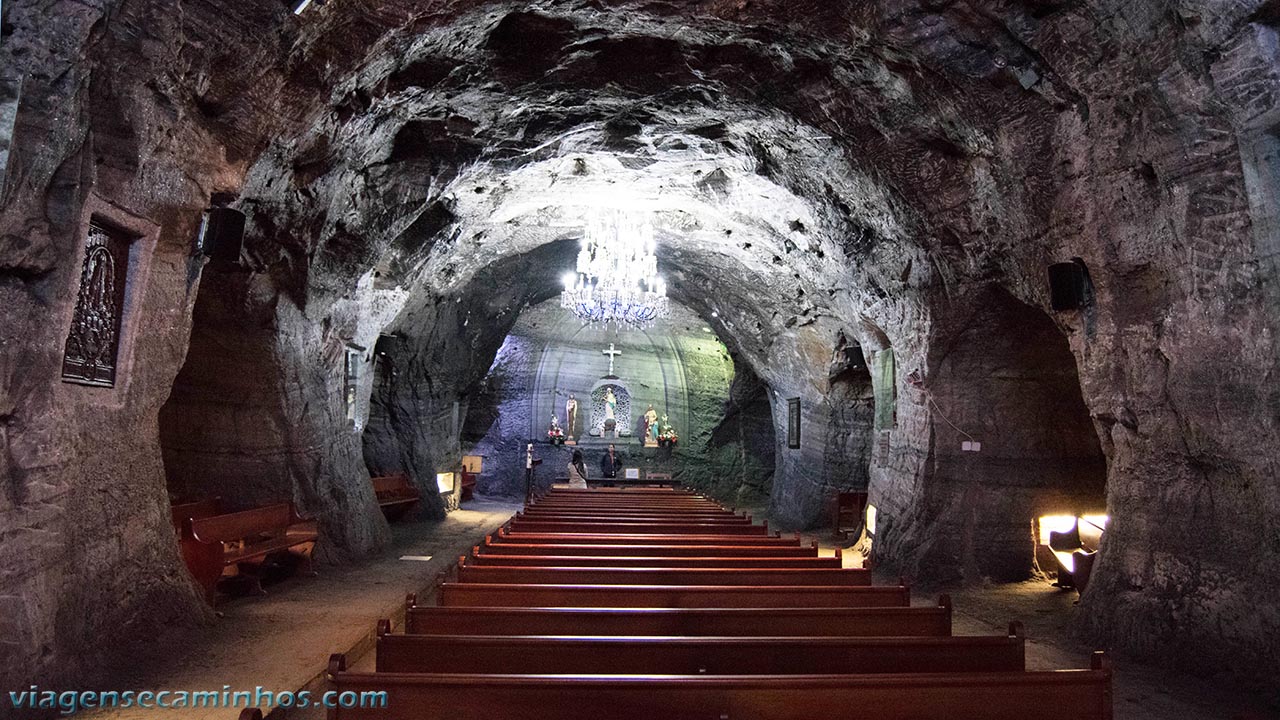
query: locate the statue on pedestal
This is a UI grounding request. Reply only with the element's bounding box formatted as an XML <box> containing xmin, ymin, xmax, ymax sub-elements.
<box><xmin>641</xmin><ymin>404</ymin><xmax>658</xmax><ymax>447</ymax></box>
<box><xmin>565</xmin><ymin>394</ymin><xmax>579</xmax><ymax>440</ymax></box>
<box><xmin>604</xmin><ymin>388</ymin><xmax>617</xmax><ymax>422</ymax></box>
<box><xmin>603</xmin><ymin>388</ymin><xmax>618</xmax><ymax>437</ymax></box>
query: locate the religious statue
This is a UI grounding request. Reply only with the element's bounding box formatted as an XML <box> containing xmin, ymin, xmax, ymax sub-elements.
<box><xmin>604</xmin><ymin>388</ymin><xmax>617</xmax><ymax>422</ymax></box>
<box><xmin>565</xmin><ymin>394</ymin><xmax>578</xmax><ymax>440</ymax></box>
<box><xmin>641</xmin><ymin>404</ymin><xmax>658</xmax><ymax>446</ymax></box>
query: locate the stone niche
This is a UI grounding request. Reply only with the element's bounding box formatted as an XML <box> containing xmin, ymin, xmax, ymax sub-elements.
<box><xmin>588</xmin><ymin>379</ymin><xmax>632</xmax><ymax>437</ymax></box>
<box><xmin>462</xmin><ymin>298</ymin><xmax>774</xmax><ymax>498</ymax></box>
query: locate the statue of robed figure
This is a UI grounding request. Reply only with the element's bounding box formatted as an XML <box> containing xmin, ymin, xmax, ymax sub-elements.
<box><xmin>565</xmin><ymin>394</ymin><xmax>579</xmax><ymax>440</ymax></box>
<box><xmin>641</xmin><ymin>404</ymin><xmax>659</xmax><ymax>447</ymax></box>
<box><xmin>604</xmin><ymin>388</ymin><xmax>617</xmax><ymax>422</ymax></box>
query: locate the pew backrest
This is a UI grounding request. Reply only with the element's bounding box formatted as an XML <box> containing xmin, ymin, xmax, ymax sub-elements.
<box><xmin>438</xmin><ymin>582</ymin><xmax>910</xmax><ymax>608</ymax></box>
<box><xmin>402</xmin><ymin>600</ymin><xmax>953</xmax><ymax>637</ymax></box>
<box><xmin>187</xmin><ymin>503</ymin><xmax>298</xmax><ymax>544</ymax></box>
<box><xmin>324</xmin><ymin>652</ymin><xmax>1113</xmax><ymax>720</ymax></box>
<box><xmin>170</xmin><ymin>498</ymin><xmax>221</xmax><ymax>535</ymax></box>
<box><xmin>374</xmin><ymin>630</ymin><xmax>1025</xmax><ymax>675</ymax></box>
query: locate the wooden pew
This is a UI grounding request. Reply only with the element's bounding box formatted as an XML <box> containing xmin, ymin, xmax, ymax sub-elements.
<box><xmin>438</xmin><ymin>582</ymin><xmax>909</xmax><ymax>608</ymax></box>
<box><xmin>480</xmin><ymin>541</ymin><xmax>819</xmax><ymax>557</ymax></box>
<box><xmin>460</xmin><ymin>470</ymin><xmax>477</xmax><ymax>501</ymax></box>
<box><xmin>454</xmin><ymin>561</ymin><xmax>872</xmax><ymax>586</ymax></box>
<box><xmin>371</xmin><ymin>473</ymin><xmax>420</xmax><ymax>520</ymax></box>
<box><xmin>516</xmin><ymin>514</ymin><xmax>755</xmax><ymax>525</ymax></box>
<box><xmin>373</xmin><ymin>623</ymin><xmax>1025</xmax><ymax>675</ymax></box>
<box><xmin>323</xmin><ymin>652</ymin><xmax>1114</xmax><ymax>720</ymax></box>
<box><xmin>180</xmin><ymin>503</ymin><xmax>317</xmax><ymax>604</ymax></box>
<box><xmin>492</xmin><ymin>530</ymin><xmax>799</xmax><ymax>546</ymax></box>
<box><xmin>542</xmin><ymin>484</ymin><xmax>691</xmax><ymax>489</ymax></box>
<box><xmin>531</xmin><ymin>493</ymin><xmax>715</xmax><ymax>502</ymax></box>
<box><xmin>526</xmin><ymin>502</ymin><xmax>727</xmax><ymax>512</ymax></box>
<box><xmin>468</xmin><ymin>553</ymin><xmax>842</xmax><ymax>568</ymax></box>
<box><xmin>528</xmin><ymin>495</ymin><xmax>724</xmax><ymax>505</ymax></box>
<box><xmin>518</xmin><ymin>509</ymin><xmax>750</xmax><ymax>520</ymax></box>
<box><xmin>507</xmin><ymin>520</ymin><xmax>771</xmax><ymax>535</ymax></box>
<box><xmin>170</xmin><ymin>497</ymin><xmax>222</xmax><ymax>536</ymax></box>
<box><xmin>404</xmin><ymin>595</ymin><xmax>954</xmax><ymax>637</ymax></box>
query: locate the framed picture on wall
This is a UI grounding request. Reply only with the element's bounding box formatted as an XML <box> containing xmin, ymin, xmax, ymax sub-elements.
<box><xmin>787</xmin><ymin>397</ymin><xmax>801</xmax><ymax>449</ymax></box>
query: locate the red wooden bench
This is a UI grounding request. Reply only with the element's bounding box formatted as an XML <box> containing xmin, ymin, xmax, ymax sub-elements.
<box><xmin>460</xmin><ymin>470</ymin><xmax>477</xmax><ymax>501</ymax></box>
<box><xmin>437</xmin><ymin>582</ymin><xmax>910</xmax><ymax>608</ymax></box>
<box><xmin>373</xmin><ymin>622</ymin><xmax>1026</xmax><ymax>675</ymax></box>
<box><xmin>453</xmin><ymin>560</ymin><xmax>872</xmax><ymax>586</ymax></box>
<box><xmin>832</xmin><ymin>491</ymin><xmax>869</xmax><ymax>539</ymax></box>
<box><xmin>480</xmin><ymin>540</ymin><xmax>819</xmax><ymax>557</ymax></box>
<box><xmin>492</xmin><ymin>530</ymin><xmax>799</xmax><ymax>545</ymax></box>
<box><xmin>507</xmin><ymin>520</ymin><xmax>771</xmax><ymax>535</ymax></box>
<box><xmin>524</xmin><ymin>499</ymin><xmax>727</xmax><ymax>509</ymax></box>
<box><xmin>403</xmin><ymin>595</ymin><xmax>954</xmax><ymax>637</ymax></box>
<box><xmin>371</xmin><ymin>473</ymin><xmax>419</xmax><ymax>520</ymax></box>
<box><xmin>518</xmin><ymin>509</ymin><xmax>751</xmax><ymax>520</ymax></box>
<box><xmin>515</xmin><ymin>515</ymin><xmax>756</xmax><ymax>526</ymax></box>
<box><xmin>170</xmin><ymin>497</ymin><xmax>222</xmax><ymax>536</ymax></box>
<box><xmin>468</xmin><ymin>553</ymin><xmax>842</xmax><ymax>568</ymax></box>
<box><xmin>321</xmin><ymin>652</ymin><xmax>1113</xmax><ymax>720</ymax></box>
<box><xmin>179</xmin><ymin>502</ymin><xmax>317</xmax><ymax>604</ymax></box>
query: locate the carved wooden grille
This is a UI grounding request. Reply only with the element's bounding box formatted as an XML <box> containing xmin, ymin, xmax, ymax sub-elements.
<box><xmin>62</xmin><ymin>222</ymin><xmax>130</xmax><ymax>387</ymax></box>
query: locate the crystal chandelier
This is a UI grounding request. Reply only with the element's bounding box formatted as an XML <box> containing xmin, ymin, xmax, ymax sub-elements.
<box><xmin>561</xmin><ymin>211</ymin><xmax>670</xmax><ymax>329</ymax></box>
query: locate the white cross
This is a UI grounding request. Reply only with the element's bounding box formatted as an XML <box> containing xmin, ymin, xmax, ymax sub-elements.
<box><xmin>602</xmin><ymin>343</ymin><xmax>622</xmax><ymax>375</ymax></box>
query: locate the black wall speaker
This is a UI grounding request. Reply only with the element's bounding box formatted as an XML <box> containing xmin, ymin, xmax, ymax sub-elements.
<box><xmin>197</xmin><ymin>207</ymin><xmax>246</xmax><ymax>264</ymax></box>
<box><xmin>1048</xmin><ymin>260</ymin><xmax>1092</xmax><ymax>311</ymax></box>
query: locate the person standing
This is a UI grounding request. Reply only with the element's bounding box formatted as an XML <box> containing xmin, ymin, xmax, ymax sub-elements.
<box><xmin>567</xmin><ymin>449</ymin><xmax>589</xmax><ymax>489</ymax></box>
<box><xmin>600</xmin><ymin>444</ymin><xmax>619</xmax><ymax>478</ymax></box>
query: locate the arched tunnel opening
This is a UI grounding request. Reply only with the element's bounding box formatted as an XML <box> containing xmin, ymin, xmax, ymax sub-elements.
<box><xmin>451</xmin><ymin>296</ymin><xmax>777</xmax><ymax>504</ymax></box>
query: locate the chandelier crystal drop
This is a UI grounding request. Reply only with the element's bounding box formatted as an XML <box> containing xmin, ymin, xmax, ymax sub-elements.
<box><xmin>560</xmin><ymin>211</ymin><xmax>671</xmax><ymax>329</ymax></box>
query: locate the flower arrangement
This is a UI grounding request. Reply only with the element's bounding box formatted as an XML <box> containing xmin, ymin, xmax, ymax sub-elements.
<box><xmin>547</xmin><ymin>426</ymin><xmax>565</xmax><ymax>444</ymax></box>
<box><xmin>657</xmin><ymin>417</ymin><xmax>678</xmax><ymax>446</ymax></box>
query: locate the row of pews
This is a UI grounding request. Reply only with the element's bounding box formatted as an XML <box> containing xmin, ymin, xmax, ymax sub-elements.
<box><xmin>245</xmin><ymin>486</ymin><xmax>1113</xmax><ymax>719</ymax></box>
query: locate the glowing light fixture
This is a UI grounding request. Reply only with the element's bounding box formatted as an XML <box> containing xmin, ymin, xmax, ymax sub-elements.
<box><xmin>560</xmin><ymin>210</ymin><xmax>670</xmax><ymax>329</ymax></box>
<box><xmin>1037</xmin><ymin>514</ymin><xmax>1107</xmax><ymax>575</ymax></box>
<box><xmin>436</xmin><ymin>472</ymin><xmax>456</xmax><ymax>494</ymax></box>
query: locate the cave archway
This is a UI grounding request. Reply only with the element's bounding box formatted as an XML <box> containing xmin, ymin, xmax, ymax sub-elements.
<box><xmin>157</xmin><ymin>262</ymin><xmax>393</xmax><ymax>560</ymax></box>
<box><xmin>455</xmin><ymin>297</ymin><xmax>777</xmax><ymax>503</ymax></box>
<box><xmin>874</xmin><ymin>287</ymin><xmax>1108</xmax><ymax>583</ymax></box>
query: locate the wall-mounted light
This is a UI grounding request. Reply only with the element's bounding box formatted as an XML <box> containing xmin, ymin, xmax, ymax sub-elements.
<box><xmin>436</xmin><ymin>472</ymin><xmax>456</xmax><ymax>494</ymax></box>
<box><xmin>865</xmin><ymin>504</ymin><xmax>878</xmax><ymax>537</ymax></box>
